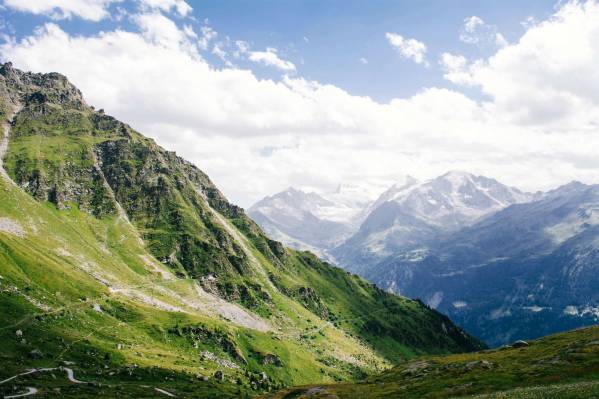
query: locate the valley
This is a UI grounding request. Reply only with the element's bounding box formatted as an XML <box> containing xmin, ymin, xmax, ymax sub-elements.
<box><xmin>2</xmin><ymin>1</ymin><xmax>599</xmax><ymax>397</ymax></box>
<box><xmin>0</xmin><ymin>63</ymin><xmax>481</xmax><ymax>398</ymax></box>
<box><xmin>252</xmin><ymin>172</ymin><xmax>599</xmax><ymax>347</ymax></box>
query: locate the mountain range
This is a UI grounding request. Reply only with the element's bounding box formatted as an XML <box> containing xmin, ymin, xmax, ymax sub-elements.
<box><xmin>0</xmin><ymin>63</ymin><xmax>482</xmax><ymax>398</ymax></box>
<box><xmin>247</xmin><ymin>182</ymin><xmax>384</xmax><ymax>260</ymax></box>
<box><xmin>250</xmin><ymin>171</ymin><xmax>599</xmax><ymax>346</ymax></box>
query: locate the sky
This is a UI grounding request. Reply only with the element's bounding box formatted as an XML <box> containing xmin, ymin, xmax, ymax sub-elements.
<box><xmin>1</xmin><ymin>0</ymin><xmax>599</xmax><ymax>207</ymax></box>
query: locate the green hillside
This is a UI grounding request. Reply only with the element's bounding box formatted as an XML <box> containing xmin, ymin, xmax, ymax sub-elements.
<box><xmin>265</xmin><ymin>326</ymin><xmax>599</xmax><ymax>399</ymax></box>
<box><xmin>0</xmin><ymin>62</ymin><xmax>482</xmax><ymax>398</ymax></box>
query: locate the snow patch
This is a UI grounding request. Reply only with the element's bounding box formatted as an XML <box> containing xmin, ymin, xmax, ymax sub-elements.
<box><xmin>564</xmin><ymin>306</ymin><xmax>579</xmax><ymax>316</ymax></box>
<box><xmin>563</xmin><ymin>305</ymin><xmax>599</xmax><ymax>318</ymax></box>
<box><xmin>523</xmin><ymin>305</ymin><xmax>547</xmax><ymax>312</ymax></box>
<box><xmin>452</xmin><ymin>300</ymin><xmax>467</xmax><ymax>309</ymax></box>
<box><xmin>397</xmin><ymin>248</ymin><xmax>429</xmax><ymax>262</ymax></box>
<box><xmin>545</xmin><ymin>206</ymin><xmax>599</xmax><ymax>245</ymax></box>
<box><xmin>489</xmin><ymin>308</ymin><xmax>512</xmax><ymax>320</ymax></box>
<box><xmin>427</xmin><ymin>291</ymin><xmax>443</xmax><ymax>309</ymax></box>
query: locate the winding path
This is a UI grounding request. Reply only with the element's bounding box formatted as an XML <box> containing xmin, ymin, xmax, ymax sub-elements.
<box><xmin>63</xmin><ymin>368</ymin><xmax>88</xmax><ymax>384</ymax></box>
<box><xmin>1</xmin><ymin>366</ymin><xmax>89</xmax><ymax>398</ymax></box>
<box><xmin>0</xmin><ymin>368</ymin><xmax>56</xmax><ymax>385</ymax></box>
<box><xmin>4</xmin><ymin>387</ymin><xmax>38</xmax><ymax>398</ymax></box>
<box><xmin>154</xmin><ymin>387</ymin><xmax>176</xmax><ymax>397</ymax></box>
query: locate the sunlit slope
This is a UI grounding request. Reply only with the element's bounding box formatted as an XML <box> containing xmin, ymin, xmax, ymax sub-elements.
<box><xmin>265</xmin><ymin>326</ymin><xmax>599</xmax><ymax>399</ymax></box>
<box><xmin>0</xmin><ymin>62</ymin><xmax>482</xmax><ymax>397</ymax></box>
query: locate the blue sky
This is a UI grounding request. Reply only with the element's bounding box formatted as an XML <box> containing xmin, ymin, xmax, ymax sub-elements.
<box><xmin>1</xmin><ymin>1</ymin><xmax>598</xmax><ymax>207</ymax></box>
<box><xmin>2</xmin><ymin>0</ymin><xmax>557</xmax><ymax>101</ymax></box>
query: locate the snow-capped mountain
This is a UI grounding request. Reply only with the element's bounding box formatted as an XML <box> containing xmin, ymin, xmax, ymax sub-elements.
<box><xmin>247</xmin><ymin>183</ymin><xmax>387</xmax><ymax>258</ymax></box>
<box><xmin>368</xmin><ymin>181</ymin><xmax>599</xmax><ymax>346</ymax></box>
<box><xmin>332</xmin><ymin>171</ymin><xmax>532</xmax><ymax>271</ymax></box>
<box><xmin>250</xmin><ymin>174</ymin><xmax>599</xmax><ymax>347</ymax></box>
<box><xmin>374</xmin><ymin>171</ymin><xmax>531</xmax><ymax>229</ymax></box>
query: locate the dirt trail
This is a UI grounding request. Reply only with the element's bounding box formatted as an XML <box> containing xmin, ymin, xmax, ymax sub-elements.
<box><xmin>0</xmin><ymin>369</ymin><xmax>53</xmax><ymax>385</ymax></box>
<box><xmin>154</xmin><ymin>387</ymin><xmax>176</xmax><ymax>397</ymax></box>
<box><xmin>4</xmin><ymin>387</ymin><xmax>38</xmax><ymax>398</ymax></box>
<box><xmin>0</xmin><ymin>366</ymin><xmax>87</xmax><ymax>387</ymax></box>
<box><xmin>63</xmin><ymin>367</ymin><xmax>88</xmax><ymax>384</ymax></box>
<box><xmin>0</xmin><ymin>366</ymin><xmax>88</xmax><ymax>398</ymax></box>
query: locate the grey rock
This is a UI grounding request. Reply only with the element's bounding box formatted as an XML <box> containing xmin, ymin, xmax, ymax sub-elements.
<box><xmin>213</xmin><ymin>370</ymin><xmax>224</xmax><ymax>381</ymax></box>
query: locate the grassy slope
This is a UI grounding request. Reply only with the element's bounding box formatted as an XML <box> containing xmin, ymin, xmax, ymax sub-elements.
<box><xmin>265</xmin><ymin>326</ymin><xmax>599</xmax><ymax>399</ymax></box>
<box><xmin>0</xmin><ymin>169</ymin><xmax>374</xmax><ymax>397</ymax></box>
<box><xmin>0</xmin><ymin>63</ymin><xmax>482</xmax><ymax>397</ymax></box>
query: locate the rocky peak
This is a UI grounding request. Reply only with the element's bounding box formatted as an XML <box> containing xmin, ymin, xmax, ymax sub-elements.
<box><xmin>0</xmin><ymin>62</ymin><xmax>87</xmax><ymax>110</ymax></box>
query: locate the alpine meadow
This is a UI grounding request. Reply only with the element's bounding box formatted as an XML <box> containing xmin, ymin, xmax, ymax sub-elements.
<box><xmin>2</xmin><ymin>1</ymin><xmax>599</xmax><ymax>398</ymax></box>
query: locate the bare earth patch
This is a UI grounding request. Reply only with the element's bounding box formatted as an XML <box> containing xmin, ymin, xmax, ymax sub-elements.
<box><xmin>0</xmin><ymin>217</ymin><xmax>25</xmax><ymax>237</ymax></box>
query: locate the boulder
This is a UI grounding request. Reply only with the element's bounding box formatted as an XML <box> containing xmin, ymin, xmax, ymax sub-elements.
<box><xmin>213</xmin><ymin>370</ymin><xmax>224</xmax><ymax>381</ymax></box>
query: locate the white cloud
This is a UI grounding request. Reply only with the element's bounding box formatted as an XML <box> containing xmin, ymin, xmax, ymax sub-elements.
<box><xmin>197</xmin><ymin>25</ymin><xmax>217</xmax><ymax>50</ymax></box>
<box><xmin>133</xmin><ymin>12</ymin><xmax>186</xmax><ymax>48</ymax></box>
<box><xmin>212</xmin><ymin>43</ymin><xmax>227</xmax><ymax>60</ymax></box>
<box><xmin>463</xmin><ymin>15</ymin><xmax>485</xmax><ymax>37</ymax></box>
<box><xmin>3</xmin><ymin>3</ymin><xmax>599</xmax><ymax>207</ymax></box>
<box><xmin>182</xmin><ymin>24</ymin><xmax>196</xmax><ymax>39</ymax></box>
<box><xmin>229</xmin><ymin>41</ymin><xmax>295</xmax><ymax>71</ymax></box>
<box><xmin>246</xmin><ymin>47</ymin><xmax>296</xmax><ymax>71</ymax></box>
<box><xmin>460</xmin><ymin>15</ymin><xmax>508</xmax><ymax>47</ymax></box>
<box><xmin>521</xmin><ymin>16</ymin><xmax>539</xmax><ymax>29</ymax></box>
<box><xmin>3</xmin><ymin>0</ymin><xmax>120</xmax><ymax>21</ymax></box>
<box><xmin>445</xmin><ymin>1</ymin><xmax>599</xmax><ymax>129</ymax></box>
<box><xmin>439</xmin><ymin>52</ymin><xmax>476</xmax><ymax>85</ymax></box>
<box><xmin>234</xmin><ymin>40</ymin><xmax>250</xmax><ymax>56</ymax></box>
<box><xmin>138</xmin><ymin>0</ymin><xmax>191</xmax><ymax>16</ymax></box>
<box><xmin>385</xmin><ymin>32</ymin><xmax>428</xmax><ymax>66</ymax></box>
<box><xmin>494</xmin><ymin>32</ymin><xmax>508</xmax><ymax>47</ymax></box>
<box><xmin>359</xmin><ymin>57</ymin><xmax>368</xmax><ymax>64</ymax></box>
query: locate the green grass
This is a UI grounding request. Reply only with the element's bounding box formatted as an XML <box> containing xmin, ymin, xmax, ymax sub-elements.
<box><xmin>264</xmin><ymin>326</ymin><xmax>599</xmax><ymax>399</ymax></box>
<box><xmin>0</xmin><ymin>168</ymin><xmax>438</xmax><ymax>397</ymax></box>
